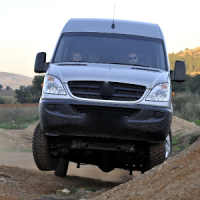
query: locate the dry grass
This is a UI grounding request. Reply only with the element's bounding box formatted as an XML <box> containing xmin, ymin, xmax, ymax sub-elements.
<box><xmin>0</xmin><ymin>104</ymin><xmax>39</xmax><ymax>124</ymax></box>
<box><xmin>0</xmin><ymin>90</ymin><xmax>16</xmax><ymax>104</ymax></box>
<box><xmin>0</xmin><ymin>90</ymin><xmax>15</xmax><ymax>97</ymax></box>
<box><xmin>172</xmin><ymin>92</ymin><xmax>200</xmax><ymax>122</ymax></box>
<box><xmin>0</xmin><ymin>103</ymin><xmax>38</xmax><ymax>108</ymax></box>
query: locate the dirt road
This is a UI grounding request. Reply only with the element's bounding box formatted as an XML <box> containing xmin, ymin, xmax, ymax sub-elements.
<box><xmin>0</xmin><ymin>117</ymin><xmax>200</xmax><ymax>200</ymax></box>
<box><xmin>0</xmin><ymin>123</ymin><xmax>140</xmax><ymax>200</ymax></box>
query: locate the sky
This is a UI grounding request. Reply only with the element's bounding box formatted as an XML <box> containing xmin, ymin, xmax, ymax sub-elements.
<box><xmin>0</xmin><ymin>0</ymin><xmax>200</xmax><ymax>78</ymax></box>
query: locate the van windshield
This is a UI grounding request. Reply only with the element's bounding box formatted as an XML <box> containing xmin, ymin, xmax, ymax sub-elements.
<box><xmin>53</xmin><ymin>32</ymin><xmax>167</xmax><ymax>70</ymax></box>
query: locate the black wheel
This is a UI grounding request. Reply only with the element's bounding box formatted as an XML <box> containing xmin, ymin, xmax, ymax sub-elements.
<box><xmin>54</xmin><ymin>156</ymin><xmax>69</xmax><ymax>177</ymax></box>
<box><xmin>142</xmin><ymin>130</ymin><xmax>172</xmax><ymax>173</ymax></box>
<box><xmin>32</xmin><ymin>123</ymin><xmax>60</xmax><ymax>171</ymax></box>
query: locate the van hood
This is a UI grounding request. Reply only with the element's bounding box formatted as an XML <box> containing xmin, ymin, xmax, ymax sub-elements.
<box><xmin>48</xmin><ymin>63</ymin><xmax>169</xmax><ymax>89</ymax></box>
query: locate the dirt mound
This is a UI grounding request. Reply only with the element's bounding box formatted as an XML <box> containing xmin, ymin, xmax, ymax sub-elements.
<box><xmin>93</xmin><ymin>138</ymin><xmax>200</xmax><ymax>200</ymax></box>
<box><xmin>171</xmin><ymin>116</ymin><xmax>199</xmax><ymax>136</ymax></box>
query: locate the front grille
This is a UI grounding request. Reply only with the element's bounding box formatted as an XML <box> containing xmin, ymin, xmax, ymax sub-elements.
<box><xmin>71</xmin><ymin>105</ymin><xmax>139</xmax><ymax>117</ymax></box>
<box><xmin>68</xmin><ymin>81</ymin><xmax>146</xmax><ymax>101</ymax></box>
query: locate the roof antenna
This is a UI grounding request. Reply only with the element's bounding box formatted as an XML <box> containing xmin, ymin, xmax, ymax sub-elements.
<box><xmin>111</xmin><ymin>2</ymin><xmax>116</xmax><ymax>29</ymax></box>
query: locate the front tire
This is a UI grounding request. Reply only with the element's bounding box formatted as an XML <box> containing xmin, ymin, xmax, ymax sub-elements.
<box><xmin>32</xmin><ymin>123</ymin><xmax>60</xmax><ymax>171</ymax></box>
<box><xmin>142</xmin><ymin>130</ymin><xmax>172</xmax><ymax>173</ymax></box>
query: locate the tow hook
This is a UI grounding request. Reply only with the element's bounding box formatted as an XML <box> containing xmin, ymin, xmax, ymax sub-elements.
<box><xmin>117</xmin><ymin>145</ymin><xmax>135</xmax><ymax>153</ymax></box>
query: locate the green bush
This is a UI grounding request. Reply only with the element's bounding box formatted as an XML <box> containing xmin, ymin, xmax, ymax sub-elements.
<box><xmin>172</xmin><ymin>136</ymin><xmax>179</xmax><ymax>145</ymax></box>
<box><xmin>172</xmin><ymin>147</ymin><xmax>181</xmax><ymax>151</ymax></box>
<box><xmin>194</xmin><ymin>119</ymin><xmax>200</xmax><ymax>126</ymax></box>
<box><xmin>69</xmin><ymin>187</ymin><xmax>77</xmax><ymax>194</ymax></box>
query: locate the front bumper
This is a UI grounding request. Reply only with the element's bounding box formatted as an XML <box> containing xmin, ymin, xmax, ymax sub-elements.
<box><xmin>39</xmin><ymin>99</ymin><xmax>172</xmax><ymax>142</ymax></box>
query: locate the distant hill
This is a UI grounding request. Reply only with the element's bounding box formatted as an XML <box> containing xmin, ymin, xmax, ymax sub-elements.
<box><xmin>169</xmin><ymin>47</ymin><xmax>200</xmax><ymax>74</ymax></box>
<box><xmin>0</xmin><ymin>72</ymin><xmax>33</xmax><ymax>90</ymax></box>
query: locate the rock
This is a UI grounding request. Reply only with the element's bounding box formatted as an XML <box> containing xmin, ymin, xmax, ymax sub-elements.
<box><xmin>61</xmin><ymin>189</ymin><xmax>70</xmax><ymax>194</ymax></box>
<box><xmin>86</xmin><ymin>191</ymin><xmax>94</xmax><ymax>194</ymax></box>
<box><xmin>0</xmin><ymin>178</ymin><xmax>6</xmax><ymax>184</ymax></box>
<box><xmin>34</xmin><ymin>195</ymin><xmax>75</xmax><ymax>200</ymax></box>
<box><xmin>97</xmin><ymin>188</ymin><xmax>108</xmax><ymax>193</ymax></box>
<box><xmin>11</xmin><ymin>121</ymin><xmax>16</xmax><ymax>125</ymax></box>
<box><xmin>173</xmin><ymin>166</ymin><xmax>178</xmax><ymax>170</ymax></box>
<box><xmin>75</xmin><ymin>188</ymin><xmax>86</xmax><ymax>197</ymax></box>
<box><xmin>85</xmin><ymin>191</ymin><xmax>96</xmax><ymax>199</ymax></box>
<box><xmin>56</xmin><ymin>189</ymin><xmax>70</xmax><ymax>195</ymax></box>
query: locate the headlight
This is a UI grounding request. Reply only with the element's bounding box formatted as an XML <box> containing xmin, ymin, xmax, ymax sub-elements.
<box><xmin>146</xmin><ymin>83</ymin><xmax>170</xmax><ymax>102</ymax></box>
<box><xmin>43</xmin><ymin>75</ymin><xmax>66</xmax><ymax>95</ymax></box>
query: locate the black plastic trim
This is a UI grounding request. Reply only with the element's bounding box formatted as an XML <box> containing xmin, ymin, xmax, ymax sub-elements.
<box><xmin>39</xmin><ymin>98</ymin><xmax>172</xmax><ymax>142</ymax></box>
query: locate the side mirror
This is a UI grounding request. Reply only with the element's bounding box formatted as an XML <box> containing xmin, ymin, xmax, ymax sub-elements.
<box><xmin>172</xmin><ymin>60</ymin><xmax>186</xmax><ymax>82</ymax></box>
<box><xmin>34</xmin><ymin>52</ymin><xmax>48</xmax><ymax>73</ymax></box>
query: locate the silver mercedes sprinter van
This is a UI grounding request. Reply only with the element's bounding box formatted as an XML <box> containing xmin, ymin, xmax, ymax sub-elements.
<box><xmin>33</xmin><ymin>18</ymin><xmax>186</xmax><ymax>176</ymax></box>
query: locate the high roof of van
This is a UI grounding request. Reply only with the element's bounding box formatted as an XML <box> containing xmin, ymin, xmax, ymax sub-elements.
<box><xmin>62</xmin><ymin>18</ymin><xmax>164</xmax><ymax>39</ymax></box>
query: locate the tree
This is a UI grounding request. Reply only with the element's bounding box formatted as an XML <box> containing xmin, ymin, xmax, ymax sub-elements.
<box><xmin>15</xmin><ymin>75</ymin><xmax>44</xmax><ymax>103</ymax></box>
<box><xmin>32</xmin><ymin>76</ymin><xmax>45</xmax><ymax>91</ymax></box>
<box><xmin>169</xmin><ymin>48</ymin><xmax>200</xmax><ymax>74</ymax></box>
<box><xmin>0</xmin><ymin>84</ymin><xmax>3</xmax><ymax>91</ymax></box>
<box><xmin>20</xmin><ymin>86</ymin><xmax>25</xmax><ymax>90</ymax></box>
<box><xmin>6</xmin><ymin>86</ymin><xmax>12</xmax><ymax>91</ymax></box>
<box><xmin>15</xmin><ymin>88</ymin><xmax>29</xmax><ymax>103</ymax></box>
<box><xmin>25</xmin><ymin>85</ymin><xmax>32</xmax><ymax>91</ymax></box>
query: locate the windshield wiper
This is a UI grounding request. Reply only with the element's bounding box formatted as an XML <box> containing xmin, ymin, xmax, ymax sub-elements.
<box><xmin>130</xmin><ymin>64</ymin><xmax>150</xmax><ymax>68</ymax></box>
<box><xmin>109</xmin><ymin>63</ymin><xmax>150</xmax><ymax>68</ymax></box>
